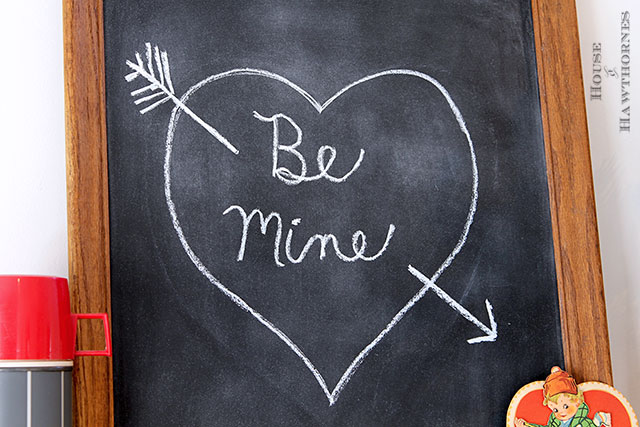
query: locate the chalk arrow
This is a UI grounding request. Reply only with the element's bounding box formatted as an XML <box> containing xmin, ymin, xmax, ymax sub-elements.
<box><xmin>407</xmin><ymin>265</ymin><xmax>497</xmax><ymax>344</ymax></box>
<box><xmin>125</xmin><ymin>43</ymin><xmax>239</xmax><ymax>155</ymax></box>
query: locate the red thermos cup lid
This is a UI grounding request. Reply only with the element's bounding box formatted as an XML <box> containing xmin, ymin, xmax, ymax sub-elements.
<box><xmin>0</xmin><ymin>276</ymin><xmax>111</xmax><ymax>360</ymax></box>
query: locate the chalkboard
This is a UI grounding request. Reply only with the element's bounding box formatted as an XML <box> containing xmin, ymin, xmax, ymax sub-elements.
<box><xmin>63</xmin><ymin>0</ymin><xmax>612</xmax><ymax>425</ymax></box>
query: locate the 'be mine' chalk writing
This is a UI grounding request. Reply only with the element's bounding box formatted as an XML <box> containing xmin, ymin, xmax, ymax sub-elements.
<box><xmin>224</xmin><ymin>110</ymin><xmax>392</xmax><ymax>266</ymax></box>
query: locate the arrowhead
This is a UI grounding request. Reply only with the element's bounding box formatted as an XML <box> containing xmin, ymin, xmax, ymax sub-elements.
<box><xmin>466</xmin><ymin>299</ymin><xmax>498</xmax><ymax>344</ymax></box>
<box><xmin>407</xmin><ymin>265</ymin><xmax>498</xmax><ymax>345</ymax></box>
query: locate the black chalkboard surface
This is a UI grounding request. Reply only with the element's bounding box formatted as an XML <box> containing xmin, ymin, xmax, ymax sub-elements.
<box><xmin>104</xmin><ymin>1</ymin><xmax>563</xmax><ymax>425</ymax></box>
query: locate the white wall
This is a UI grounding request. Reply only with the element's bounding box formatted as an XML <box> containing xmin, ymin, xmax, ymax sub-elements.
<box><xmin>576</xmin><ymin>0</ymin><xmax>639</xmax><ymax>408</ymax></box>
<box><xmin>0</xmin><ymin>2</ymin><xmax>67</xmax><ymax>277</ymax></box>
<box><xmin>0</xmin><ymin>0</ymin><xmax>637</xmax><ymax>408</ymax></box>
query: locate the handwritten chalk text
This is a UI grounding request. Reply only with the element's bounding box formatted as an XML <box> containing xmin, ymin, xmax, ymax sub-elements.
<box><xmin>253</xmin><ymin>112</ymin><xmax>366</xmax><ymax>185</ymax></box>
<box><xmin>223</xmin><ymin>205</ymin><xmax>395</xmax><ymax>266</ymax></box>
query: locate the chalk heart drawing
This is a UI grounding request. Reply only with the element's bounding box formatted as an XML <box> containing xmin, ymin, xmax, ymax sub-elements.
<box><xmin>126</xmin><ymin>43</ymin><xmax>498</xmax><ymax>405</ymax></box>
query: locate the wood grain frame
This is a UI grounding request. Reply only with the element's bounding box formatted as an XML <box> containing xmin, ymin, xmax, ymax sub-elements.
<box><xmin>63</xmin><ymin>0</ymin><xmax>612</xmax><ymax>424</ymax></box>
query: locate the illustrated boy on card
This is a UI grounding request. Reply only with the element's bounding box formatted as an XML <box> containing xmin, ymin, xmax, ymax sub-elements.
<box><xmin>515</xmin><ymin>367</ymin><xmax>611</xmax><ymax>427</ymax></box>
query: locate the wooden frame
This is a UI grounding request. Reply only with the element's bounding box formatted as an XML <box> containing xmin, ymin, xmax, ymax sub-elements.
<box><xmin>63</xmin><ymin>0</ymin><xmax>612</xmax><ymax>424</ymax></box>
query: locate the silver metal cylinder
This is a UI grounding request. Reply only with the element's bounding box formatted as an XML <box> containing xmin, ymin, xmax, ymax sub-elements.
<box><xmin>0</xmin><ymin>361</ymin><xmax>72</xmax><ymax>427</ymax></box>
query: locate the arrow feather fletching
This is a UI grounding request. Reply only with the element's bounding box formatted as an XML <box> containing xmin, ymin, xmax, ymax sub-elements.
<box><xmin>125</xmin><ymin>43</ymin><xmax>239</xmax><ymax>154</ymax></box>
<box><xmin>126</xmin><ymin>44</ymin><xmax>175</xmax><ymax>113</ymax></box>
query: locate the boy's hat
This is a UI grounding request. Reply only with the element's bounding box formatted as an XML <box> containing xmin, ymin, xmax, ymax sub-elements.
<box><xmin>544</xmin><ymin>366</ymin><xmax>578</xmax><ymax>397</ymax></box>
